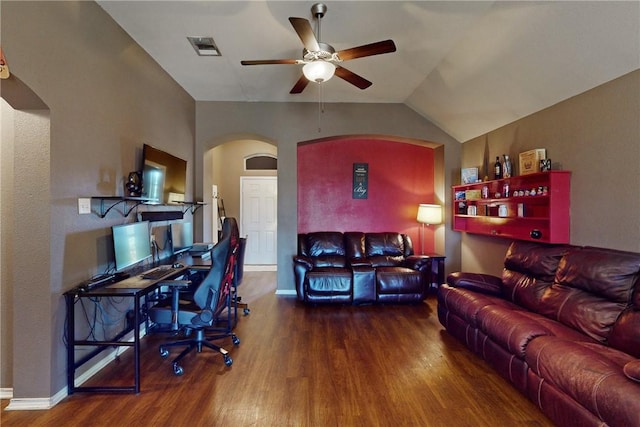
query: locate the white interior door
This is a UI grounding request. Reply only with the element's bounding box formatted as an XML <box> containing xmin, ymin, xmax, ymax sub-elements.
<box><xmin>240</xmin><ymin>177</ymin><xmax>277</xmax><ymax>265</ymax></box>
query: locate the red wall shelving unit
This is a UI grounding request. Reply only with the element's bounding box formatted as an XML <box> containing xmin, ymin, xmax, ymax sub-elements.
<box><xmin>452</xmin><ymin>171</ymin><xmax>571</xmax><ymax>244</ymax></box>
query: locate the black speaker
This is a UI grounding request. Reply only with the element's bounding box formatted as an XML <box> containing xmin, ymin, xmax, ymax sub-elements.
<box><xmin>140</xmin><ymin>211</ymin><xmax>184</xmax><ymax>222</ymax></box>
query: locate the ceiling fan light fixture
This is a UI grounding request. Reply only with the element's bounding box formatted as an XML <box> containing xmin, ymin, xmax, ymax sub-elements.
<box><xmin>303</xmin><ymin>61</ymin><xmax>335</xmax><ymax>83</ymax></box>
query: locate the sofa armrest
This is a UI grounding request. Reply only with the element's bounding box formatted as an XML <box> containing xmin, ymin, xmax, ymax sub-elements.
<box><xmin>624</xmin><ymin>360</ymin><xmax>640</xmax><ymax>383</ymax></box>
<box><xmin>293</xmin><ymin>255</ymin><xmax>313</xmax><ymax>270</ymax></box>
<box><xmin>447</xmin><ymin>272</ymin><xmax>503</xmax><ymax>296</ymax></box>
<box><xmin>404</xmin><ymin>255</ymin><xmax>430</xmax><ymax>271</ymax></box>
<box><xmin>293</xmin><ymin>256</ymin><xmax>313</xmax><ymax>301</ymax></box>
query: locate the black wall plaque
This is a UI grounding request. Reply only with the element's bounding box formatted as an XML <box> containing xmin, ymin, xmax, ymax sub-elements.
<box><xmin>352</xmin><ymin>163</ymin><xmax>368</xmax><ymax>199</ymax></box>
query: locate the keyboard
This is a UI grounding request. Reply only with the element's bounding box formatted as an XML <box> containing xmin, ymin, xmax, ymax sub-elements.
<box><xmin>141</xmin><ymin>266</ymin><xmax>180</xmax><ymax>280</ymax></box>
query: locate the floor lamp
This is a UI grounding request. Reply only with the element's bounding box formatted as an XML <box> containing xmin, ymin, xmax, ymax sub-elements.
<box><xmin>417</xmin><ymin>204</ymin><xmax>442</xmax><ymax>255</ymax></box>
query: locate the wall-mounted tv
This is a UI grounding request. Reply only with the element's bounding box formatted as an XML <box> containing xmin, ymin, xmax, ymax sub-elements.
<box><xmin>141</xmin><ymin>144</ymin><xmax>187</xmax><ymax>204</ymax></box>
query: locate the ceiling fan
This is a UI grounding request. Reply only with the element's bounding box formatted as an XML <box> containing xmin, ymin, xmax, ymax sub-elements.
<box><xmin>240</xmin><ymin>3</ymin><xmax>396</xmax><ymax>94</ymax></box>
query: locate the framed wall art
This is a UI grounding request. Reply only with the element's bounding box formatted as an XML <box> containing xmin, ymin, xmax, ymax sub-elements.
<box><xmin>352</xmin><ymin>163</ymin><xmax>368</xmax><ymax>199</ymax></box>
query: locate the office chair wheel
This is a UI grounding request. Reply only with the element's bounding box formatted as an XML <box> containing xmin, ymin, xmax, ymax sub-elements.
<box><xmin>232</xmin><ymin>334</ymin><xmax>240</xmax><ymax>346</ymax></box>
<box><xmin>243</xmin><ymin>308</ymin><xmax>250</xmax><ymax>315</ymax></box>
<box><xmin>172</xmin><ymin>363</ymin><xmax>184</xmax><ymax>376</ymax></box>
<box><xmin>159</xmin><ymin>346</ymin><xmax>169</xmax><ymax>358</ymax></box>
<box><xmin>224</xmin><ymin>355</ymin><xmax>233</xmax><ymax>367</ymax></box>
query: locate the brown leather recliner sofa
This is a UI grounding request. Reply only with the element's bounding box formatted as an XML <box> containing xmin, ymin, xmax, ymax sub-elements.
<box><xmin>293</xmin><ymin>231</ymin><xmax>431</xmax><ymax>304</ymax></box>
<box><xmin>437</xmin><ymin>241</ymin><xmax>640</xmax><ymax>427</ymax></box>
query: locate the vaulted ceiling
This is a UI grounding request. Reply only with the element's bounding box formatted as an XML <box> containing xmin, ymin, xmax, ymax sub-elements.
<box><xmin>98</xmin><ymin>1</ymin><xmax>640</xmax><ymax>142</ymax></box>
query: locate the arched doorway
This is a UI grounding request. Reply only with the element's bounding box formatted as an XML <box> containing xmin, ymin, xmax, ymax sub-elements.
<box><xmin>202</xmin><ymin>138</ymin><xmax>277</xmax><ymax>267</ymax></box>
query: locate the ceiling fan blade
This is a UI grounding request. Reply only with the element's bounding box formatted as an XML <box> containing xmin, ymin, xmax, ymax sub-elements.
<box><xmin>241</xmin><ymin>59</ymin><xmax>300</xmax><ymax>65</ymax></box>
<box><xmin>334</xmin><ymin>66</ymin><xmax>372</xmax><ymax>90</ymax></box>
<box><xmin>289</xmin><ymin>17</ymin><xmax>321</xmax><ymax>52</ymax></box>
<box><xmin>337</xmin><ymin>40</ymin><xmax>397</xmax><ymax>61</ymax></box>
<box><xmin>290</xmin><ymin>75</ymin><xmax>310</xmax><ymax>94</ymax></box>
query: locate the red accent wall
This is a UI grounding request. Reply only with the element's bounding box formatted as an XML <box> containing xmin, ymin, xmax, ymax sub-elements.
<box><xmin>297</xmin><ymin>136</ymin><xmax>436</xmax><ymax>253</ymax></box>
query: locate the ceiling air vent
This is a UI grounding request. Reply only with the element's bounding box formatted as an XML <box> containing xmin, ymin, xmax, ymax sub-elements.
<box><xmin>187</xmin><ymin>36</ymin><xmax>221</xmax><ymax>56</ymax></box>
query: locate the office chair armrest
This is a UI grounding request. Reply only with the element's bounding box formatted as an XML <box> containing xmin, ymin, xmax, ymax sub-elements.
<box><xmin>157</xmin><ymin>279</ymin><xmax>192</xmax><ymax>289</ymax></box>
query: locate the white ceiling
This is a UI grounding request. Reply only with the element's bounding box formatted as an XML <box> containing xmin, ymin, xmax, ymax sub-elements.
<box><xmin>97</xmin><ymin>1</ymin><xmax>640</xmax><ymax>142</ymax></box>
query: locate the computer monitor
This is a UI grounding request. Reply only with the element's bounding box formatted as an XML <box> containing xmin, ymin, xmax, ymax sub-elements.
<box><xmin>112</xmin><ymin>221</ymin><xmax>152</xmax><ymax>271</ymax></box>
<box><xmin>170</xmin><ymin>221</ymin><xmax>193</xmax><ymax>255</ymax></box>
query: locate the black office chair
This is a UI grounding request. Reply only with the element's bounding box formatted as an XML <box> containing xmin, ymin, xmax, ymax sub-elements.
<box><xmin>216</xmin><ymin>218</ymin><xmax>249</xmax><ymax>322</ymax></box>
<box><xmin>215</xmin><ymin>217</ymin><xmax>251</xmax><ymax>324</ymax></box>
<box><xmin>233</xmin><ymin>236</ymin><xmax>250</xmax><ymax>318</ymax></box>
<box><xmin>148</xmin><ymin>223</ymin><xmax>240</xmax><ymax>375</ymax></box>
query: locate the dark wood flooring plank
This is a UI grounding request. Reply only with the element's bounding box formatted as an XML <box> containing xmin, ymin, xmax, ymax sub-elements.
<box><xmin>2</xmin><ymin>271</ymin><xmax>553</xmax><ymax>426</ymax></box>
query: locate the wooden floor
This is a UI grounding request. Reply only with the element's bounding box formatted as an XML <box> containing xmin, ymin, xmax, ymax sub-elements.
<box><xmin>2</xmin><ymin>271</ymin><xmax>553</xmax><ymax>426</ymax></box>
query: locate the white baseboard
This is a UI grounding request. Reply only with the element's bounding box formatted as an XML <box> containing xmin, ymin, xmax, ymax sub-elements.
<box><xmin>4</xmin><ymin>327</ymin><xmax>144</xmax><ymax>411</ymax></box>
<box><xmin>275</xmin><ymin>289</ymin><xmax>296</xmax><ymax>296</ymax></box>
<box><xmin>4</xmin><ymin>396</ymin><xmax>56</xmax><ymax>411</ymax></box>
<box><xmin>244</xmin><ymin>264</ymin><xmax>276</xmax><ymax>272</ymax></box>
<box><xmin>4</xmin><ymin>386</ymin><xmax>67</xmax><ymax>411</ymax></box>
<box><xmin>0</xmin><ymin>388</ymin><xmax>13</xmax><ymax>399</ymax></box>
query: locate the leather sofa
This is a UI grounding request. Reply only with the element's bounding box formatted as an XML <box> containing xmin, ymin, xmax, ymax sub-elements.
<box><xmin>293</xmin><ymin>231</ymin><xmax>432</xmax><ymax>304</ymax></box>
<box><xmin>437</xmin><ymin>241</ymin><xmax>640</xmax><ymax>427</ymax></box>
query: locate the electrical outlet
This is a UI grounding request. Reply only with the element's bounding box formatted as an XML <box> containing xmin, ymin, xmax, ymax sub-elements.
<box><xmin>78</xmin><ymin>198</ymin><xmax>91</xmax><ymax>215</ymax></box>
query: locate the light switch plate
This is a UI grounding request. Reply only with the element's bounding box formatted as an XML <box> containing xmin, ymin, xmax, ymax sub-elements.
<box><xmin>78</xmin><ymin>198</ymin><xmax>91</xmax><ymax>214</ymax></box>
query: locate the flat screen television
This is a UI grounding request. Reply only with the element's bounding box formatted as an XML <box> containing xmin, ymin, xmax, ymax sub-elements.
<box><xmin>112</xmin><ymin>221</ymin><xmax>152</xmax><ymax>272</ymax></box>
<box><xmin>141</xmin><ymin>144</ymin><xmax>187</xmax><ymax>204</ymax></box>
<box><xmin>170</xmin><ymin>221</ymin><xmax>193</xmax><ymax>255</ymax></box>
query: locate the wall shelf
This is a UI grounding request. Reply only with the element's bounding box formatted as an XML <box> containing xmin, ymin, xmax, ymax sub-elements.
<box><xmin>452</xmin><ymin>171</ymin><xmax>571</xmax><ymax>243</ymax></box>
<box><xmin>174</xmin><ymin>201</ymin><xmax>206</xmax><ymax>215</ymax></box>
<box><xmin>90</xmin><ymin>197</ymin><xmax>205</xmax><ymax>219</ymax></box>
<box><xmin>91</xmin><ymin>196</ymin><xmax>152</xmax><ymax>218</ymax></box>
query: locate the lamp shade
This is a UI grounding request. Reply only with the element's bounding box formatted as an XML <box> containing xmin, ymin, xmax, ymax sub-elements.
<box><xmin>417</xmin><ymin>204</ymin><xmax>442</xmax><ymax>225</ymax></box>
<box><xmin>302</xmin><ymin>61</ymin><xmax>336</xmax><ymax>83</ymax></box>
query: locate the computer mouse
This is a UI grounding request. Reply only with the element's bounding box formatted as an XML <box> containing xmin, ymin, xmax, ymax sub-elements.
<box><xmin>173</xmin><ymin>262</ymin><xmax>184</xmax><ymax>268</ymax></box>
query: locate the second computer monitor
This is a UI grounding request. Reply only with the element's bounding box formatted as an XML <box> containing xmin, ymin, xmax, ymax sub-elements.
<box><xmin>170</xmin><ymin>221</ymin><xmax>193</xmax><ymax>255</ymax></box>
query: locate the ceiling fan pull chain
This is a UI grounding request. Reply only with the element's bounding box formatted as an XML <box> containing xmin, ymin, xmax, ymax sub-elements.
<box><xmin>317</xmin><ymin>83</ymin><xmax>322</xmax><ymax>132</ymax></box>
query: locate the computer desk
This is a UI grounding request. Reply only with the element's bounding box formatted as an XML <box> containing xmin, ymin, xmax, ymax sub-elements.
<box><xmin>64</xmin><ymin>255</ymin><xmax>211</xmax><ymax>394</ymax></box>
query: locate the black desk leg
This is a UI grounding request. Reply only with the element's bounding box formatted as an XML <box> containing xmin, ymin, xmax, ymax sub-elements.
<box><xmin>66</xmin><ymin>294</ymin><xmax>75</xmax><ymax>394</ymax></box>
<box><xmin>134</xmin><ymin>296</ymin><xmax>141</xmax><ymax>394</ymax></box>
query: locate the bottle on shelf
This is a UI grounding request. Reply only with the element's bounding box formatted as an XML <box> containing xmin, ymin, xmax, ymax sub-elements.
<box><xmin>503</xmin><ymin>155</ymin><xmax>512</xmax><ymax>178</ymax></box>
<box><xmin>494</xmin><ymin>156</ymin><xmax>502</xmax><ymax>180</ymax></box>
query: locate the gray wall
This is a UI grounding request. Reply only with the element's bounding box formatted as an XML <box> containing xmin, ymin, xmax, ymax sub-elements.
<box><xmin>1</xmin><ymin>1</ymin><xmax>195</xmax><ymax>398</ymax></box>
<box><xmin>194</xmin><ymin>102</ymin><xmax>462</xmax><ymax>292</ymax></box>
<box><xmin>459</xmin><ymin>70</ymin><xmax>640</xmax><ymax>276</ymax></box>
<box><xmin>1</xmin><ymin>100</ymin><xmax>15</xmax><ymax>388</ymax></box>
